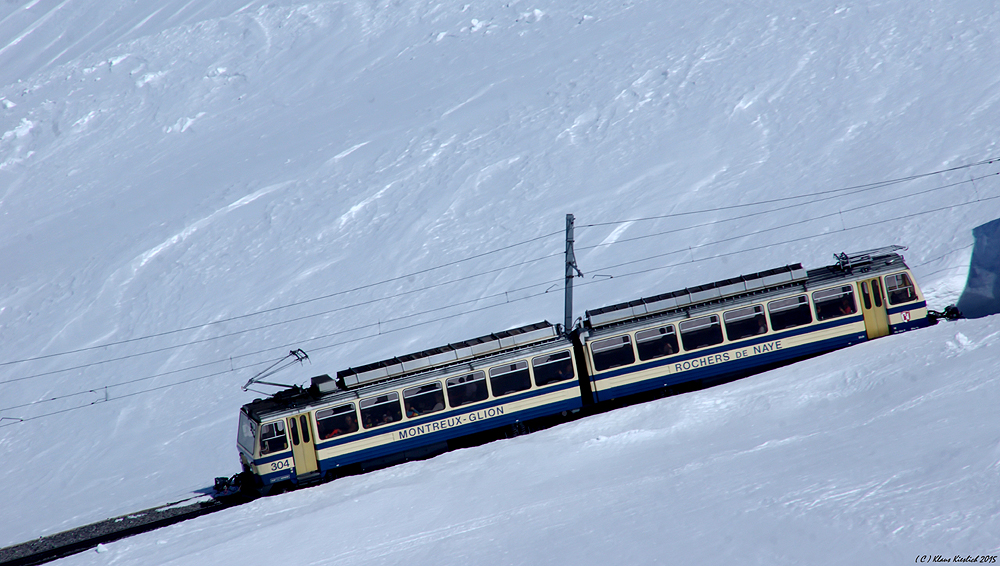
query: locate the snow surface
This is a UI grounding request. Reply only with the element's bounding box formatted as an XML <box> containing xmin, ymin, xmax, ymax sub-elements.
<box><xmin>1</xmin><ymin>0</ymin><xmax>999</xmax><ymax>562</ymax></box>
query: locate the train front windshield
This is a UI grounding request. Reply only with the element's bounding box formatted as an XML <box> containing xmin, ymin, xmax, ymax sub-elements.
<box><xmin>238</xmin><ymin>410</ymin><xmax>257</xmax><ymax>455</ymax></box>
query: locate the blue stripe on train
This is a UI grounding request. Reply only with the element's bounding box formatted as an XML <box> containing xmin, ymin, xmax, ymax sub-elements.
<box><xmin>591</xmin><ymin>332</ymin><xmax>862</xmax><ymax>402</ymax></box>
<box><xmin>886</xmin><ymin>300</ymin><xmax>926</xmax><ymax>316</ymax></box>
<box><xmin>590</xmin><ymin>302</ymin><xmax>929</xmax><ymax>402</ymax></box>
<box><xmin>313</xmin><ymin>396</ymin><xmax>583</xmax><ymax>476</ymax></box>
<box><xmin>311</xmin><ymin>378</ymin><xmax>581</xmax><ymax>452</ymax></box>
<box><xmin>257</xmin><ymin>381</ymin><xmax>583</xmax><ymax>481</ymax></box>
<box><xmin>590</xmin><ymin>315</ymin><xmax>864</xmax><ymax>381</ymax></box>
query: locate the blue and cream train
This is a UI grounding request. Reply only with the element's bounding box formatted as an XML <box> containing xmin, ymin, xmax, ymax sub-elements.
<box><xmin>236</xmin><ymin>246</ymin><xmax>929</xmax><ymax>494</ymax></box>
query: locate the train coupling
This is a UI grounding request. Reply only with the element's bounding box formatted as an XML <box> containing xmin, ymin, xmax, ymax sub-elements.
<box><xmin>213</xmin><ymin>474</ymin><xmax>243</xmax><ymax>497</ymax></box>
<box><xmin>927</xmin><ymin>305</ymin><xmax>963</xmax><ymax>324</ymax></box>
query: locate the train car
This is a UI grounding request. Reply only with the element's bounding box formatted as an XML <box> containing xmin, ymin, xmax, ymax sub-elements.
<box><xmin>236</xmin><ymin>322</ymin><xmax>583</xmax><ymax>494</ymax></box>
<box><xmin>233</xmin><ymin>245</ymin><xmax>928</xmax><ymax>494</ymax></box>
<box><xmin>577</xmin><ymin>245</ymin><xmax>929</xmax><ymax>403</ymax></box>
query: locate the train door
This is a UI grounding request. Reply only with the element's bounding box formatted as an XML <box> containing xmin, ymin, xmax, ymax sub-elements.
<box><xmin>286</xmin><ymin>413</ymin><xmax>319</xmax><ymax>478</ymax></box>
<box><xmin>857</xmin><ymin>277</ymin><xmax>890</xmax><ymax>339</ymax></box>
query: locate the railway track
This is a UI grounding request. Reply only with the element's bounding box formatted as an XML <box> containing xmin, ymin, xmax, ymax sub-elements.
<box><xmin>0</xmin><ymin>494</ymin><xmax>244</xmax><ymax>566</ymax></box>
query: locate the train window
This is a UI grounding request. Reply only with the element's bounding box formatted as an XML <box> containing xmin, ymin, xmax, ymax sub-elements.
<box><xmin>861</xmin><ymin>281</ymin><xmax>873</xmax><ymax>310</ymax></box>
<box><xmin>300</xmin><ymin>415</ymin><xmax>310</xmax><ymax>443</ymax></box>
<box><xmin>767</xmin><ymin>295</ymin><xmax>812</xmax><ymax>331</ymax></box>
<box><xmin>813</xmin><ymin>286</ymin><xmax>857</xmax><ymax>321</ymax></box>
<box><xmin>259</xmin><ymin>421</ymin><xmax>288</xmax><ymax>455</ymax></box>
<box><xmin>532</xmin><ymin>350</ymin><xmax>575</xmax><ymax>386</ymax></box>
<box><xmin>447</xmin><ymin>371</ymin><xmax>488</xmax><ymax>408</ymax></box>
<box><xmin>679</xmin><ymin>315</ymin><xmax>724</xmax><ymax>351</ymax></box>
<box><xmin>489</xmin><ymin>361</ymin><xmax>532</xmax><ymax>397</ymax></box>
<box><xmin>885</xmin><ymin>273</ymin><xmax>918</xmax><ymax>305</ymax></box>
<box><xmin>289</xmin><ymin>417</ymin><xmax>300</xmax><ymax>446</ymax></box>
<box><xmin>403</xmin><ymin>382</ymin><xmax>446</xmax><ymax>418</ymax></box>
<box><xmin>723</xmin><ymin>305</ymin><xmax>767</xmax><ymax>341</ymax></box>
<box><xmin>360</xmin><ymin>392</ymin><xmax>403</xmax><ymax>429</ymax></box>
<box><xmin>591</xmin><ymin>335</ymin><xmax>635</xmax><ymax>372</ymax></box>
<box><xmin>238</xmin><ymin>412</ymin><xmax>256</xmax><ymax>453</ymax></box>
<box><xmin>316</xmin><ymin>404</ymin><xmax>359</xmax><ymax>440</ymax></box>
<box><xmin>871</xmin><ymin>279</ymin><xmax>884</xmax><ymax>308</ymax></box>
<box><xmin>635</xmin><ymin>326</ymin><xmax>678</xmax><ymax>361</ymax></box>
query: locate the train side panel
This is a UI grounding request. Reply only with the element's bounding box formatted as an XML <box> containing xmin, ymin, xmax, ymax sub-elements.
<box><xmin>244</xmin><ymin>340</ymin><xmax>583</xmax><ymax>489</ymax></box>
<box><xmin>580</xmin><ymin>266</ymin><xmax>928</xmax><ymax>404</ymax></box>
<box><xmin>585</xmin><ymin>320</ymin><xmax>867</xmax><ymax>403</ymax></box>
<box><xmin>883</xmin><ymin>269</ymin><xmax>930</xmax><ymax>333</ymax></box>
<box><xmin>312</xmin><ymin>379</ymin><xmax>581</xmax><ymax>473</ymax></box>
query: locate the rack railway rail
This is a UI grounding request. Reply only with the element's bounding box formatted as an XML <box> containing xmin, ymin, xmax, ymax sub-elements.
<box><xmin>0</xmin><ymin>496</ymin><xmax>243</xmax><ymax>566</ymax></box>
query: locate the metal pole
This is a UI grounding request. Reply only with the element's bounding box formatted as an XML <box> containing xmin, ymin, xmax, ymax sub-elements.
<box><xmin>564</xmin><ymin>213</ymin><xmax>576</xmax><ymax>333</ymax></box>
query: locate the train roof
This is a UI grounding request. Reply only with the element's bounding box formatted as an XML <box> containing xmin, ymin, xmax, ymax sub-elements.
<box><xmin>584</xmin><ymin>245</ymin><xmax>910</xmax><ymax>332</ymax></box>
<box><xmin>242</xmin><ymin>321</ymin><xmax>568</xmax><ymax>422</ymax></box>
<box><xmin>336</xmin><ymin>321</ymin><xmax>557</xmax><ymax>388</ymax></box>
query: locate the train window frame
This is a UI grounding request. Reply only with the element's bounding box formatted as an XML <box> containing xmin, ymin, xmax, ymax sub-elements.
<box><xmin>315</xmin><ymin>403</ymin><xmax>359</xmax><ymax>440</ymax></box>
<box><xmin>767</xmin><ymin>295</ymin><xmax>812</xmax><ymax>331</ymax></box>
<box><xmin>679</xmin><ymin>315</ymin><xmax>724</xmax><ymax>351</ymax></box>
<box><xmin>289</xmin><ymin>416</ymin><xmax>300</xmax><ymax>446</ymax></box>
<box><xmin>532</xmin><ymin>350</ymin><xmax>575</xmax><ymax>387</ymax></box>
<box><xmin>446</xmin><ymin>371</ymin><xmax>488</xmax><ymax>408</ymax></box>
<box><xmin>591</xmin><ymin>334</ymin><xmax>636</xmax><ymax>372</ymax></box>
<box><xmin>259</xmin><ymin>420</ymin><xmax>288</xmax><ymax>456</ymax></box>
<box><xmin>723</xmin><ymin>305</ymin><xmax>767</xmax><ymax>341</ymax></box>
<box><xmin>299</xmin><ymin>415</ymin><xmax>310</xmax><ymax>444</ymax></box>
<box><xmin>635</xmin><ymin>325</ymin><xmax>678</xmax><ymax>361</ymax></box>
<box><xmin>238</xmin><ymin>411</ymin><xmax>257</xmax><ymax>453</ymax></box>
<box><xmin>812</xmin><ymin>286</ymin><xmax>857</xmax><ymax>321</ymax></box>
<box><xmin>489</xmin><ymin>360</ymin><xmax>532</xmax><ymax>397</ymax></box>
<box><xmin>861</xmin><ymin>281</ymin><xmax>873</xmax><ymax>310</ymax></box>
<box><xmin>871</xmin><ymin>278</ymin><xmax>884</xmax><ymax>308</ymax></box>
<box><xmin>403</xmin><ymin>381</ymin><xmax>446</xmax><ymax>418</ymax></box>
<box><xmin>885</xmin><ymin>272</ymin><xmax>918</xmax><ymax>305</ymax></box>
<box><xmin>360</xmin><ymin>392</ymin><xmax>403</xmax><ymax>429</ymax></box>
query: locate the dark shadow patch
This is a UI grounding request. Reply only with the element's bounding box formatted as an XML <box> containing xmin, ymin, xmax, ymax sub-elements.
<box><xmin>957</xmin><ymin>217</ymin><xmax>1000</xmax><ymax>318</ymax></box>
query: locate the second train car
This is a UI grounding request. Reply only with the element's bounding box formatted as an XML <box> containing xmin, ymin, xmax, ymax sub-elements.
<box><xmin>236</xmin><ymin>245</ymin><xmax>929</xmax><ymax>494</ymax></box>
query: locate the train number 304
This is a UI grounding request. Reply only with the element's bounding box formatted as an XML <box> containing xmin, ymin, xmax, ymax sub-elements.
<box><xmin>269</xmin><ymin>458</ymin><xmax>292</xmax><ymax>472</ymax></box>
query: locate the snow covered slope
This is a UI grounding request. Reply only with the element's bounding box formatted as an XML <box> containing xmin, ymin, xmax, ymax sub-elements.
<box><xmin>1</xmin><ymin>0</ymin><xmax>999</xmax><ymax>558</ymax></box>
<box><xmin>60</xmin><ymin>316</ymin><xmax>1000</xmax><ymax>565</ymax></box>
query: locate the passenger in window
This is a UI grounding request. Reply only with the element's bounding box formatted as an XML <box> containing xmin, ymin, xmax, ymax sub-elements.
<box><xmin>756</xmin><ymin>315</ymin><xmax>767</xmax><ymax>335</ymax></box>
<box><xmin>466</xmin><ymin>382</ymin><xmax>485</xmax><ymax>403</ymax></box>
<box><xmin>659</xmin><ymin>341</ymin><xmax>674</xmax><ymax>356</ymax></box>
<box><xmin>556</xmin><ymin>364</ymin><xmax>574</xmax><ymax>380</ymax></box>
<box><xmin>322</xmin><ymin>415</ymin><xmax>356</xmax><ymax>439</ymax></box>
<box><xmin>344</xmin><ymin>415</ymin><xmax>356</xmax><ymax>434</ymax></box>
<box><xmin>839</xmin><ymin>298</ymin><xmax>855</xmax><ymax>315</ymax></box>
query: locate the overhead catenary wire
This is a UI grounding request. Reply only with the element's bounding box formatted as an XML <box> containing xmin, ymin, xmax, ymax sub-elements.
<box><xmin>3</xmin><ymin>163</ymin><xmax>997</xmax><ymax>388</ymax></box>
<box><xmin>2</xmin><ymin>158</ymin><xmax>997</xmax><ymax>425</ymax></box>
<box><xmin>578</xmin><ymin>171</ymin><xmax>999</xmax><ymax>253</ymax></box>
<box><xmin>0</xmin><ymin>284</ymin><xmax>563</xmax><ymax>425</ymax></box>
<box><xmin>0</xmin><ymin>271</ymin><xmax>569</xmax><ymax>413</ymax></box>
<box><xmin>0</xmin><ymin>248</ymin><xmax>567</xmax><ymax>385</ymax></box>
<box><xmin>0</xmin><ymin>229</ymin><xmax>566</xmax><ymax>370</ymax></box>
<box><xmin>3</xmin><ymin>156</ymin><xmax>996</xmax><ymax>377</ymax></box>
<box><xmin>5</xmin><ymin>155</ymin><xmax>996</xmax><ymax>372</ymax></box>
<box><xmin>6</xmin><ymin>178</ymin><xmax>996</xmax><ymax>424</ymax></box>
<box><xmin>579</xmin><ymin>193</ymin><xmax>1000</xmax><ymax>283</ymax></box>
<box><xmin>582</xmin><ymin>156</ymin><xmax>1000</xmax><ymax>228</ymax></box>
